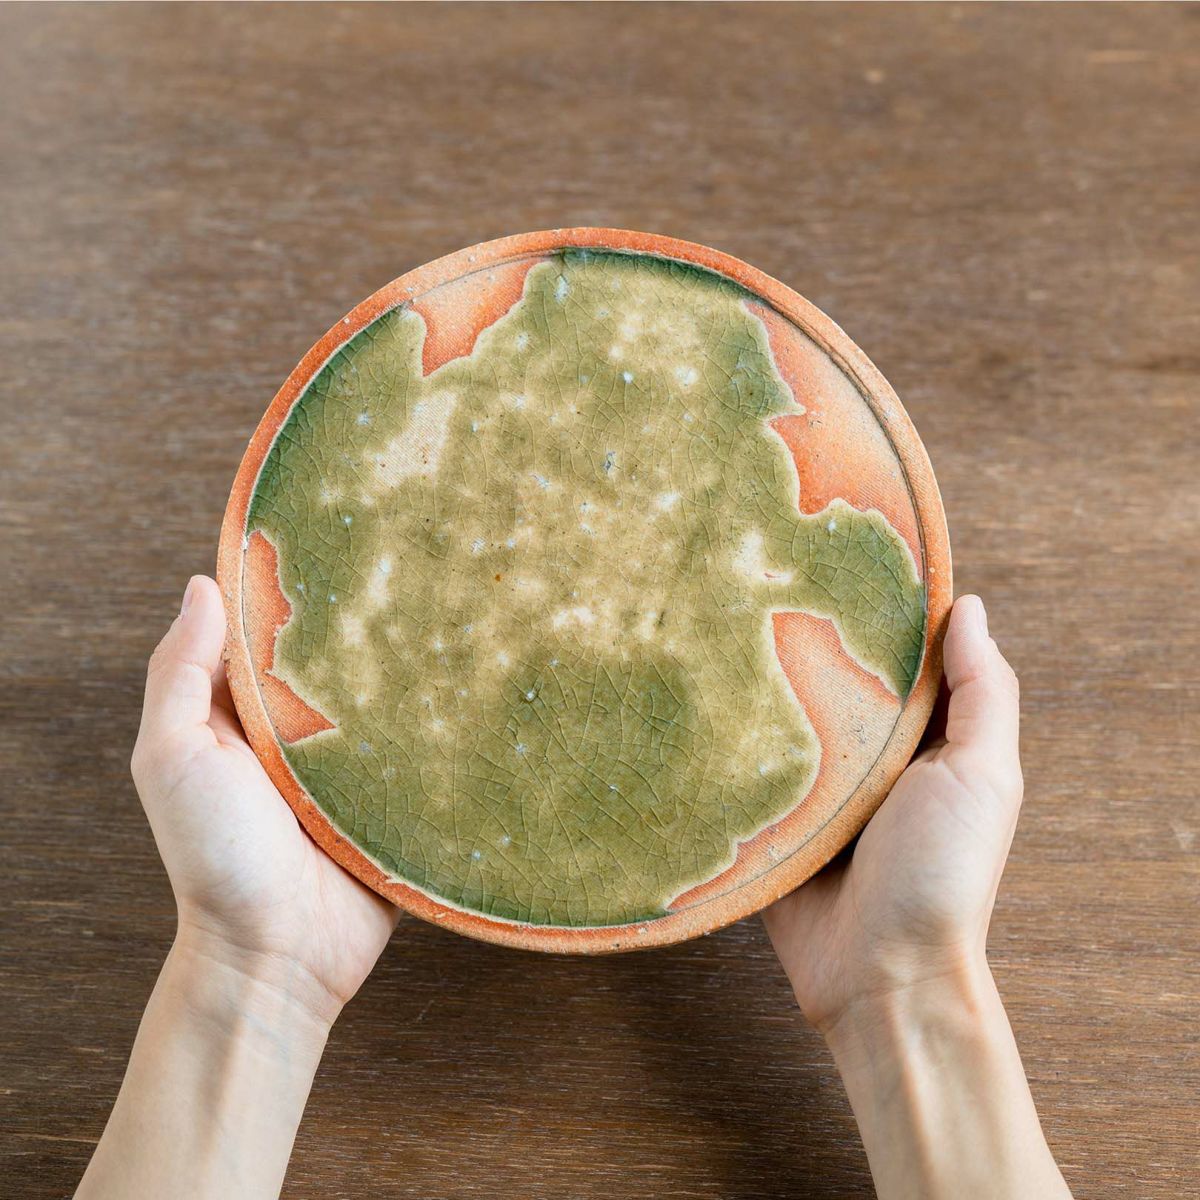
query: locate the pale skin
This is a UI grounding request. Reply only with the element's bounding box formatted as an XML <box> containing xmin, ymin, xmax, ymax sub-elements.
<box><xmin>76</xmin><ymin>578</ymin><xmax>1072</xmax><ymax>1200</ymax></box>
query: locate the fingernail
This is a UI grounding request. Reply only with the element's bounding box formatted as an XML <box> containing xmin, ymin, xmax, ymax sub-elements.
<box><xmin>180</xmin><ymin>578</ymin><xmax>197</xmax><ymax>617</ymax></box>
<box><xmin>973</xmin><ymin>596</ymin><xmax>989</xmax><ymax>637</ymax></box>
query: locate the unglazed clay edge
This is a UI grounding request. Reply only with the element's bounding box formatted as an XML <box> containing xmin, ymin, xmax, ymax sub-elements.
<box><xmin>216</xmin><ymin>228</ymin><xmax>952</xmax><ymax>954</ymax></box>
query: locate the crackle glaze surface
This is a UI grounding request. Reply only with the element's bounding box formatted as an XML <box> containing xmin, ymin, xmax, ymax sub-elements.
<box><xmin>222</xmin><ymin>231</ymin><xmax>949</xmax><ymax>947</ymax></box>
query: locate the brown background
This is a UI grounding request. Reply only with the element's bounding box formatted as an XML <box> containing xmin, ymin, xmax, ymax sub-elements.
<box><xmin>2</xmin><ymin>4</ymin><xmax>1197</xmax><ymax>1197</ymax></box>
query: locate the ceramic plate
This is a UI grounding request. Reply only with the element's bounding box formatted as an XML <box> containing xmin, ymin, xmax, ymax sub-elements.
<box><xmin>218</xmin><ymin>228</ymin><xmax>951</xmax><ymax>952</ymax></box>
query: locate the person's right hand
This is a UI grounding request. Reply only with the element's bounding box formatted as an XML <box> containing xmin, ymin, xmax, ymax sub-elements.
<box><xmin>131</xmin><ymin>575</ymin><xmax>399</xmax><ymax>1026</ymax></box>
<box><xmin>763</xmin><ymin>594</ymin><xmax>1024</xmax><ymax>1037</ymax></box>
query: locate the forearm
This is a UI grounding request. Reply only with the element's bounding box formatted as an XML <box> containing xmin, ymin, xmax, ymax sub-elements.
<box><xmin>824</xmin><ymin>962</ymin><xmax>1072</xmax><ymax>1200</ymax></box>
<box><xmin>76</xmin><ymin>928</ymin><xmax>335</xmax><ymax>1200</ymax></box>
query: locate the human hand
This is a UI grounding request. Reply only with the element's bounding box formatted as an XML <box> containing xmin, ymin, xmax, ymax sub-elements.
<box><xmin>77</xmin><ymin>575</ymin><xmax>400</xmax><ymax>1200</ymax></box>
<box><xmin>763</xmin><ymin>593</ymin><xmax>1023</xmax><ymax>1038</ymax></box>
<box><xmin>131</xmin><ymin>575</ymin><xmax>399</xmax><ymax>1027</ymax></box>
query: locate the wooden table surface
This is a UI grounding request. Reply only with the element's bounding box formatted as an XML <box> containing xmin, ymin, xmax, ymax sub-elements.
<box><xmin>2</xmin><ymin>4</ymin><xmax>1196</xmax><ymax>1197</ymax></box>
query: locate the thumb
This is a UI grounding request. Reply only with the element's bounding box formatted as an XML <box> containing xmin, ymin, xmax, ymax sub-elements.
<box><xmin>939</xmin><ymin>594</ymin><xmax>1023</xmax><ymax>810</ymax></box>
<box><xmin>136</xmin><ymin>576</ymin><xmax>227</xmax><ymax>753</ymax></box>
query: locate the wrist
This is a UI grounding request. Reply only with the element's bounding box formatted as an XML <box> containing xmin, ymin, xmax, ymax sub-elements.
<box><xmin>816</xmin><ymin>958</ymin><xmax>1072</xmax><ymax>1198</ymax></box>
<box><xmin>75</xmin><ymin>921</ymin><xmax>336</xmax><ymax>1199</ymax></box>
<box><xmin>169</xmin><ymin>921</ymin><xmax>344</xmax><ymax>1044</ymax></box>
<box><xmin>821</xmin><ymin>954</ymin><xmax>1000</xmax><ymax>1068</ymax></box>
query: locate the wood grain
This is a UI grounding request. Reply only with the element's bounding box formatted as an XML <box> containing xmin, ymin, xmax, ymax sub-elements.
<box><xmin>1</xmin><ymin>4</ymin><xmax>1196</xmax><ymax>1197</ymax></box>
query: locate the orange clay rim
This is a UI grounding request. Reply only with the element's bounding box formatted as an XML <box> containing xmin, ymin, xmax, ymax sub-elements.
<box><xmin>217</xmin><ymin>228</ymin><xmax>952</xmax><ymax>954</ymax></box>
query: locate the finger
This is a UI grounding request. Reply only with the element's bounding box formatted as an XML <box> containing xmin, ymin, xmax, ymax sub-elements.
<box><xmin>138</xmin><ymin>576</ymin><xmax>227</xmax><ymax>749</ymax></box>
<box><xmin>210</xmin><ymin>659</ymin><xmax>237</xmax><ymax>720</ymax></box>
<box><xmin>208</xmin><ymin>659</ymin><xmax>254</xmax><ymax>750</ymax></box>
<box><xmin>917</xmin><ymin>676</ymin><xmax>951</xmax><ymax>753</ymax></box>
<box><xmin>939</xmin><ymin>594</ymin><xmax>1022</xmax><ymax>800</ymax></box>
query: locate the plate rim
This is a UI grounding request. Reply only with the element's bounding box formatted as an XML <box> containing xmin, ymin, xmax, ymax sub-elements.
<box><xmin>217</xmin><ymin>226</ymin><xmax>953</xmax><ymax>954</ymax></box>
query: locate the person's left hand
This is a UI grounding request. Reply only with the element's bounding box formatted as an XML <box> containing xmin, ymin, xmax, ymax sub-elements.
<box><xmin>131</xmin><ymin>575</ymin><xmax>399</xmax><ymax>1025</ymax></box>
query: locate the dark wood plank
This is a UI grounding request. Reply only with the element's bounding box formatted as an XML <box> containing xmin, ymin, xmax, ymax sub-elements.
<box><xmin>1</xmin><ymin>4</ymin><xmax>1196</xmax><ymax>1197</ymax></box>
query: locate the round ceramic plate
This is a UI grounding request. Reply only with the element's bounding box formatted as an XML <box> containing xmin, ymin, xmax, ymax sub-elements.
<box><xmin>218</xmin><ymin>228</ymin><xmax>951</xmax><ymax>953</ymax></box>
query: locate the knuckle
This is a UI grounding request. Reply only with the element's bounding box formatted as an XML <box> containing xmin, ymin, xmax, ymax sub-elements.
<box><xmin>990</xmin><ymin>651</ymin><xmax>1020</xmax><ymax>702</ymax></box>
<box><xmin>131</xmin><ymin>732</ymin><xmax>191</xmax><ymax>793</ymax></box>
<box><xmin>998</xmin><ymin>759</ymin><xmax>1024</xmax><ymax>807</ymax></box>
